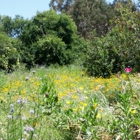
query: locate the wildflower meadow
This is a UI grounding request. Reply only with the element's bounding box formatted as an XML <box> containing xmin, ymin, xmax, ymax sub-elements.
<box><xmin>0</xmin><ymin>1</ymin><xmax>140</xmax><ymax>140</ymax></box>
<box><xmin>0</xmin><ymin>65</ymin><xmax>140</xmax><ymax>140</ymax></box>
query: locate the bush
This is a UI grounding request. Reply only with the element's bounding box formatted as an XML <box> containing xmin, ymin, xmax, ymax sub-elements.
<box><xmin>84</xmin><ymin>36</ymin><xmax>115</xmax><ymax>78</ymax></box>
<box><xmin>19</xmin><ymin>10</ymin><xmax>84</xmax><ymax>67</ymax></box>
<box><xmin>84</xmin><ymin>2</ymin><xmax>140</xmax><ymax>78</ymax></box>
<box><xmin>34</xmin><ymin>35</ymin><xmax>67</xmax><ymax>65</ymax></box>
<box><xmin>0</xmin><ymin>32</ymin><xmax>19</xmax><ymax>72</ymax></box>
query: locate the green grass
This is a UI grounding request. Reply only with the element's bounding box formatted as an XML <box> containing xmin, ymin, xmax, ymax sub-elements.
<box><xmin>0</xmin><ymin>65</ymin><xmax>140</xmax><ymax>140</ymax></box>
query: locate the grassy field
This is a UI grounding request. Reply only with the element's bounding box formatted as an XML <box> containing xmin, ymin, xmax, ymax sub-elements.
<box><xmin>0</xmin><ymin>65</ymin><xmax>140</xmax><ymax>140</ymax></box>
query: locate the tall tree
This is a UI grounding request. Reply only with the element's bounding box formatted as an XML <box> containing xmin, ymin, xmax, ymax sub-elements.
<box><xmin>70</xmin><ymin>0</ymin><xmax>115</xmax><ymax>39</ymax></box>
<box><xmin>0</xmin><ymin>15</ymin><xmax>13</xmax><ymax>36</ymax></box>
<box><xmin>49</xmin><ymin>0</ymin><xmax>74</xmax><ymax>12</ymax></box>
<box><xmin>138</xmin><ymin>0</ymin><xmax>140</xmax><ymax>7</ymax></box>
<box><xmin>19</xmin><ymin>10</ymin><xmax>84</xmax><ymax>67</ymax></box>
<box><xmin>84</xmin><ymin>1</ymin><xmax>140</xmax><ymax>77</ymax></box>
<box><xmin>0</xmin><ymin>15</ymin><xmax>28</xmax><ymax>37</ymax></box>
<box><xmin>113</xmin><ymin>0</ymin><xmax>127</xmax><ymax>5</ymax></box>
<box><xmin>112</xmin><ymin>0</ymin><xmax>137</xmax><ymax>11</ymax></box>
<box><xmin>49</xmin><ymin>0</ymin><xmax>116</xmax><ymax>39</ymax></box>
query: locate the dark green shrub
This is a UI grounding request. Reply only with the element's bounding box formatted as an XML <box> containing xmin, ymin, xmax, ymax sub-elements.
<box><xmin>19</xmin><ymin>10</ymin><xmax>84</xmax><ymax>67</ymax></box>
<box><xmin>84</xmin><ymin>36</ymin><xmax>119</xmax><ymax>78</ymax></box>
<box><xmin>84</xmin><ymin>2</ymin><xmax>140</xmax><ymax>78</ymax></box>
<box><xmin>34</xmin><ymin>35</ymin><xmax>67</xmax><ymax>65</ymax></box>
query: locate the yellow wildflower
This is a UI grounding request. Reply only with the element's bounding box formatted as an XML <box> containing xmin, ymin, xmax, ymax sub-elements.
<box><xmin>71</xmin><ymin>95</ymin><xmax>78</xmax><ymax>99</ymax></box>
<box><xmin>129</xmin><ymin>108</ymin><xmax>137</xmax><ymax>114</ymax></box>
<box><xmin>138</xmin><ymin>128</ymin><xmax>140</xmax><ymax>134</ymax></box>
<box><xmin>3</xmin><ymin>88</ymin><xmax>9</xmax><ymax>93</ymax></box>
<box><xmin>34</xmin><ymin>121</ymin><xmax>38</xmax><ymax>127</ymax></box>
<box><xmin>66</xmin><ymin>101</ymin><xmax>71</xmax><ymax>104</ymax></box>
<box><xmin>131</xmin><ymin>109</ymin><xmax>137</xmax><ymax>114</ymax></box>
<box><xmin>79</xmin><ymin>87</ymin><xmax>83</xmax><ymax>90</ymax></box>
<box><xmin>80</xmin><ymin>102</ymin><xmax>87</xmax><ymax>107</ymax></box>
<box><xmin>93</xmin><ymin>103</ymin><xmax>98</xmax><ymax>109</ymax></box>
<box><xmin>73</xmin><ymin>108</ymin><xmax>78</xmax><ymax>112</ymax></box>
<box><xmin>96</xmin><ymin>113</ymin><xmax>101</xmax><ymax>119</ymax></box>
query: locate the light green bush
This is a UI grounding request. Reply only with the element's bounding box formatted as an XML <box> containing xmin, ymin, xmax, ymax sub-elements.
<box><xmin>0</xmin><ymin>32</ymin><xmax>19</xmax><ymax>72</ymax></box>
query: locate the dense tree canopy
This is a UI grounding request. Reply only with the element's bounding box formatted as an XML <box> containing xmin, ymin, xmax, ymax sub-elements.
<box><xmin>70</xmin><ymin>0</ymin><xmax>115</xmax><ymax>38</ymax></box>
<box><xmin>49</xmin><ymin>0</ymin><xmax>116</xmax><ymax>39</ymax></box>
<box><xmin>49</xmin><ymin>0</ymin><xmax>74</xmax><ymax>12</ymax></box>
<box><xmin>18</xmin><ymin>10</ymin><xmax>84</xmax><ymax>67</ymax></box>
<box><xmin>0</xmin><ymin>15</ymin><xmax>28</xmax><ymax>37</ymax></box>
<box><xmin>84</xmin><ymin>1</ymin><xmax>140</xmax><ymax>77</ymax></box>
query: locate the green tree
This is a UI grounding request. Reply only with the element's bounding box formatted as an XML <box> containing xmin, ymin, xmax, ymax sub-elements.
<box><xmin>112</xmin><ymin>0</ymin><xmax>137</xmax><ymax>11</ymax></box>
<box><xmin>70</xmin><ymin>0</ymin><xmax>115</xmax><ymax>39</ymax></box>
<box><xmin>138</xmin><ymin>0</ymin><xmax>140</xmax><ymax>7</ymax></box>
<box><xmin>0</xmin><ymin>15</ymin><xmax>13</xmax><ymax>36</ymax></box>
<box><xmin>113</xmin><ymin>0</ymin><xmax>127</xmax><ymax>5</ymax></box>
<box><xmin>19</xmin><ymin>10</ymin><xmax>84</xmax><ymax>67</ymax></box>
<box><xmin>0</xmin><ymin>15</ymin><xmax>29</xmax><ymax>37</ymax></box>
<box><xmin>49</xmin><ymin>0</ymin><xmax>74</xmax><ymax>12</ymax></box>
<box><xmin>84</xmin><ymin>1</ymin><xmax>140</xmax><ymax>77</ymax></box>
<box><xmin>50</xmin><ymin>0</ymin><xmax>116</xmax><ymax>39</ymax></box>
<box><xmin>0</xmin><ymin>25</ymin><xmax>19</xmax><ymax>71</ymax></box>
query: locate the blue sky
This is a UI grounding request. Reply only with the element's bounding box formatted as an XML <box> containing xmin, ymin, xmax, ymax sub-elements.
<box><xmin>0</xmin><ymin>0</ymin><xmax>138</xmax><ymax>19</ymax></box>
<box><xmin>0</xmin><ymin>0</ymin><xmax>50</xmax><ymax>19</ymax></box>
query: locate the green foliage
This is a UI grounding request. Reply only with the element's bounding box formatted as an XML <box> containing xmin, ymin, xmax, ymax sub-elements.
<box><xmin>84</xmin><ymin>36</ymin><xmax>117</xmax><ymax>78</ymax></box>
<box><xmin>70</xmin><ymin>0</ymin><xmax>115</xmax><ymax>39</ymax></box>
<box><xmin>50</xmin><ymin>0</ymin><xmax>116</xmax><ymax>39</ymax></box>
<box><xmin>49</xmin><ymin>0</ymin><xmax>74</xmax><ymax>12</ymax></box>
<box><xmin>0</xmin><ymin>66</ymin><xmax>140</xmax><ymax>140</ymax></box>
<box><xmin>0</xmin><ymin>15</ymin><xmax>28</xmax><ymax>37</ymax></box>
<box><xmin>19</xmin><ymin>10</ymin><xmax>83</xmax><ymax>67</ymax></box>
<box><xmin>0</xmin><ymin>73</ymin><xmax>62</xmax><ymax>140</ymax></box>
<box><xmin>0</xmin><ymin>15</ymin><xmax>13</xmax><ymax>36</ymax></box>
<box><xmin>0</xmin><ymin>29</ymin><xmax>19</xmax><ymax>72</ymax></box>
<box><xmin>111</xmin><ymin>73</ymin><xmax>140</xmax><ymax>139</ymax></box>
<box><xmin>34</xmin><ymin>35</ymin><xmax>67</xmax><ymax>65</ymax></box>
<box><xmin>40</xmin><ymin>77</ymin><xmax>60</xmax><ymax>116</ymax></box>
<box><xmin>84</xmin><ymin>2</ymin><xmax>140</xmax><ymax>77</ymax></box>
